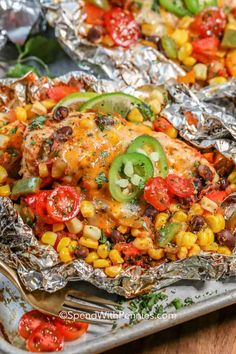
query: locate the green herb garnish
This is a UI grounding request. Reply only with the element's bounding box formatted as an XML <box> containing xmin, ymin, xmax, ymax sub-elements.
<box><xmin>29</xmin><ymin>116</ymin><xmax>46</xmax><ymax>131</ymax></box>
<box><xmin>95</xmin><ymin>172</ymin><xmax>108</xmax><ymax>188</ymax></box>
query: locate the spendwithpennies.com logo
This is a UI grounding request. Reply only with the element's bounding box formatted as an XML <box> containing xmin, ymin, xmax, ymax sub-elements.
<box><xmin>58</xmin><ymin>310</ymin><xmax>176</xmax><ymax>322</ymax></box>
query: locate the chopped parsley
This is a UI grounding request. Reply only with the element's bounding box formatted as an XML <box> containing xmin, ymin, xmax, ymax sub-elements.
<box><xmin>137</xmin><ymin>103</ymin><xmax>155</xmax><ymax>121</ymax></box>
<box><xmin>45</xmin><ymin>138</ymin><xmax>53</xmax><ymax>145</ymax></box>
<box><xmin>30</xmin><ymin>140</ymin><xmax>36</xmax><ymax>145</ymax></box>
<box><xmin>169</xmin><ymin>297</ymin><xmax>184</xmax><ymax>310</ymax></box>
<box><xmin>95</xmin><ymin>172</ymin><xmax>108</xmax><ymax>189</ymax></box>
<box><xmin>28</xmin><ymin>116</ymin><xmax>46</xmax><ymax>131</ymax></box>
<box><xmin>10</xmin><ymin>127</ymin><xmax>18</xmax><ymax>134</ymax></box>
<box><xmin>100</xmin><ymin>150</ymin><xmax>108</xmax><ymax>158</ymax></box>
<box><xmin>99</xmin><ymin>231</ymin><xmax>112</xmax><ymax>251</ymax></box>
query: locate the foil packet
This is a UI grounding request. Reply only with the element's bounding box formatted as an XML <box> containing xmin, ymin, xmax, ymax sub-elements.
<box><xmin>39</xmin><ymin>0</ymin><xmax>185</xmax><ymax>87</ymax></box>
<box><xmin>0</xmin><ymin>71</ymin><xmax>235</xmax><ymax>298</ymax></box>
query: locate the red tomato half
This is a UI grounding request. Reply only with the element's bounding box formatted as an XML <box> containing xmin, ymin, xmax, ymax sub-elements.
<box><xmin>166</xmin><ymin>174</ymin><xmax>194</xmax><ymax>198</ymax></box>
<box><xmin>205</xmin><ymin>190</ymin><xmax>227</xmax><ymax>204</ymax></box>
<box><xmin>104</xmin><ymin>8</ymin><xmax>140</xmax><ymax>48</ymax></box>
<box><xmin>26</xmin><ymin>323</ymin><xmax>64</xmax><ymax>353</ymax></box>
<box><xmin>144</xmin><ymin>177</ymin><xmax>170</xmax><ymax>211</ymax></box>
<box><xmin>35</xmin><ymin>191</ymin><xmax>56</xmax><ymax>224</ymax></box>
<box><xmin>190</xmin><ymin>8</ymin><xmax>226</xmax><ymax>38</ymax></box>
<box><xmin>192</xmin><ymin>37</ymin><xmax>219</xmax><ymax>64</ymax></box>
<box><xmin>153</xmin><ymin>117</ymin><xmax>172</xmax><ymax>132</ymax></box>
<box><xmin>47</xmin><ymin>86</ymin><xmax>79</xmax><ymax>102</ymax></box>
<box><xmin>115</xmin><ymin>243</ymin><xmax>141</xmax><ymax>257</ymax></box>
<box><xmin>18</xmin><ymin>310</ymin><xmax>51</xmax><ymax>340</ymax></box>
<box><xmin>46</xmin><ymin>186</ymin><xmax>80</xmax><ymax>223</ymax></box>
<box><xmin>53</xmin><ymin>318</ymin><xmax>88</xmax><ymax>341</ymax></box>
<box><xmin>84</xmin><ymin>4</ymin><xmax>106</xmax><ymax>26</ymax></box>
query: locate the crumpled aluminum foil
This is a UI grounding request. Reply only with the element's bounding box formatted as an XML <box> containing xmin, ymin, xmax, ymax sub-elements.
<box><xmin>40</xmin><ymin>0</ymin><xmax>185</xmax><ymax>87</ymax></box>
<box><xmin>0</xmin><ymin>71</ymin><xmax>236</xmax><ymax>298</ymax></box>
<box><xmin>0</xmin><ymin>0</ymin><xmax>44</xmax><ymax>47</ymax></box>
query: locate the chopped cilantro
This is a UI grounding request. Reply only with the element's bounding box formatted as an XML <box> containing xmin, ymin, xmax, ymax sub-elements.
<box><xmin>170</xmin><ymin>297</ymin><xmax>184</xmax><ymax>310</ymax></box>
<box><xmin>137</xmin><ymin>102</ymin><xmax>155</xmax><ymax>121</ymax></box>
<box><xmin>29</xmin><ymin>116</ymin><xmax>46</xmax><ymax>131</ymax></box>
<box><xmin>184</xmin><ymin>297</ymin><xmax>194</xmax><ymax>306</ymax></box>
<box><xmin>95</xmin><ymin>172</ymin><xmax>108</xmax><ymax>188</ymax></box>
<box><xmin>30</xmin><ymin>140</ymin><xmax>36</xmax><ymax>145</ymax></box>
<box><xmin>99</xmin><ymin>231</ymin><xmax>112</xmax><ymax>250</ymax></box>
<box><xmin>10</xmin><ymin>127</ymin><xmax>18</xmax><ymax>134</ymax></box>
<box><xmin>45</xmin><ymin>138</ymin><xmax>53</xmax><ymax>145</ymax></box>
<box><xmin>100</xmin><ymin>150</ymin><xmax>108</xmax><ymax>158</ymax></box>
<box><xmin>194</xmin><ymin>160</ymin><xmax>200</xmax><ymax>168</ymax></box>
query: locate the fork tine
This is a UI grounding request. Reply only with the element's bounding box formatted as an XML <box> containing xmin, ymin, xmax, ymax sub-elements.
<box><xmin>61</xmin><ymin>306</ymin><xmax>116</xmax><ymax>325</ymax></box>
<box><xmin>64</xmin><ymin>296</ymin><xmax>119</xmax><ymax>314</ymax></box>
<box><xmin>67</xmin><ymin>289</ymin><xmax>118</xmax><ymax>307</ymax></box>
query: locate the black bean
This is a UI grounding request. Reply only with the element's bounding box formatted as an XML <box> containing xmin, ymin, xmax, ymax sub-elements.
<box><xmin>193</xmin><ymin>178</ymin><xmax>204</xmax><ymax>192</ymax></box>
<box><xmin>56</xmin><ymin>126</ymin><xmax>73</xmax><ymax>138</ymax></box>
<box><xmin>198</xmin><ymin>165</ymin><xmax>214</xmax><ymax>182</ymax></box>
<box><xmin>144</xmin><ymin>205</ymin><xmax>158</xmax><ymax>221</ymax></box>
<box><xmin>74</xmin><ymin>245</ymin><xmax>89</xmax><ymax>259</ymax></box>
<box><xmin>53</xmin><ymin>106</ymin><xmax>69</xmax><ymax>121</ymax></box>
<box><xmin>218</xmin><ymin>178</ymin><xmax>229</xmax><ymax>191</ymax></box>
<box><xmin>179</xmin><ymin>195</ymin><xmax>196</xmax><ymax>207</ymax></box>
<box><xmin>190</xmin><ymin>215</ymin><xmax>205</xmax><ymax>232</ymax></box>
<box><xmin>214</xmin><ymin>157</ymin><xmax>234</xmax><ymax>177</ymax></box>
<box><xmin>111</xmin><ymin>229</ymin><xmax>126</xmax><ymax>244</ymax></box>
<box><xmin>216</xmin><ymin>229</ymin><xmax>236</xmax><ymax>249</ymax></box>
<box><xmin>86</xmin><ymin>27</ymin><xmax>103</xmax><ymax>43</ymax></box>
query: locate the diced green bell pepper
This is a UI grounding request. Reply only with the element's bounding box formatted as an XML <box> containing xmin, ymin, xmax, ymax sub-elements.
<box><xmin>11</xmin><ymin>177</ymin><xmax>41</xmax><ymax>198</ymax></box>
<box><xmin>156</xmin><ymin>222</ymin><xmax>182</xmax><ymax>247</ymax></box>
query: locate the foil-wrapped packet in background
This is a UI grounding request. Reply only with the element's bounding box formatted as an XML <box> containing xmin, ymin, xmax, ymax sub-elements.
<box><xmin>40</xmin><ymin>0</ymin><xmax>185</xmax><ymax>87</ymax></box>
<box><xmin>0</xmin><ymin>71</ymin><xmax>235</xmax><ymax>298</ymax></box>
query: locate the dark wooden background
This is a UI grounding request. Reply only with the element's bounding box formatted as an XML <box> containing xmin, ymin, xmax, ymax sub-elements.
<box><xmin>105</xmin><ymin>304</ymin><xmax>236</xmax><ymax>354</ymax></box>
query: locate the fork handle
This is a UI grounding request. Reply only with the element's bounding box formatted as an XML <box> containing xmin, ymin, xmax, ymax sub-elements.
<box><xmin>0</xmin><ymin>259</ymin><xmax>23</xmax><ymax>291</ymax></box>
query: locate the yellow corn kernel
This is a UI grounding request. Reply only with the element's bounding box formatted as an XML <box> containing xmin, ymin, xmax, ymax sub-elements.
<box><xmin>205</xmin><ymin>214</ymin><xmax>225</xmax><ymax>233</ymax></box>
<box><xmin>193</xmin><ymin>63</ymin><xmax>208</xmax><ymax>81</ymax></box>
<box><xmin>171</xmin><ymin>29</ymin><xmax>189</xmax><ymax>46</ymax></box>
<box><xmin>172</xmin><ymin>211</ymin><xmax>188</xmax><ymax>223</ymax></box>
<box><xmin>109</xmin><ymin>249</ymin><xmax>124</xmax><ymax>264</ymax></box>
<box><xmin>217</xmin><ymin>246</ymin><xmax>231</xmax><ymax>255</ymax></box>
<box><xmin>0</xmin><ymin>184</ymin><xmax>10</xmax><ymax>197</ymax></box>
<box><xmin>133</xmin><ymin>237</ymin><xmax>153</xmax><ymax>251</ymax></box>
<box><xmin>93</xmin><ymin>259</ymin><xmax>111</xmax><ymax>268</ymax></box>
<box><xmin>57</xmin><ymin>237</ymin><xmax>71</xmax><ymax>252</ymax></box>
<box><xmin>166</xmin><ymin>253</ymin><xmax>177</xmax><ymax>261</ymax></box>
<box><xmin>197</xmin><ymin>227</ymin><xmax>214</xmax><ymax>246</ymax></box>
<box><xmin>80</xmin><ymin>118</ymin><xmax>95</xmax><ymax>129</ymax></box>
<box><xmin>80</xmin><ymin>200</ymin><xmax>95</xmax><ymax>218</ymax></box>
<box><xmin>177</xmin><ymin>246</ymin><xmax>188</xmax><ymax>260</ymax></box>
<box><xmin>85</xmin><ymin>251</ymin><xmax>99</xmax><ymax>264</ymax></box>
<box><xmin>228</xmin><ymin>170</ymin><xmax>236</xmax><ymax>184</ymax></box>
<box><xmin>178</xmin><ymin>16</ymin><xmax>194</xmax><ymax>29</ymax></box>
<box><xmin>188</xmin><ymin>203</ymin><xmax>204</xmax><ymax>217</ymax></box>
<box><xmin>200</xmin><ymin>196</ymin><xmax>218</xmax><ymax>214</ymax></box>
<box><xmin>141</xmin><ymin>23</ymin><xmax>156</xmax><ymax>36</ymax></box>
<box><xmin>216</xmin><ymin>49</ymin><xmax>227</xmax><ymax>58</ymax></box>
<box><xmin>182</xmin><ymin>56</ymin><xmax>196</xmax><ymax>67</ymax></box>
<box><xmin>25</xmin><ymin>104</ymin><xmax>34</xmax><ymax>119</ymax></box>
<box><xmin>31</xmin><ymin>101</ymin><xmax>47</xmax><ymax>115</ymax></box>
<box><xmin>165</xmin><ymin>126</ymin><xmax>178</xmax><ymax>139</ymax></box>
<box><xmin>15</xmin><ymin>107</ymin><xmax>27</xmax><ymax>122</ymax></box>
<box><xmin>150</xmin><ymin>89</ymin><xmax>164</xmax><ymax>104</ymax></box>
<box><xmin>131</xmin><ymin>228</ymin><xmax>149</xmax><ymax>238</ymax></box>
<box><xmin>148</xmin><ymin>99</ymin><xmax>161</xmax><ymax>115</ymax></box>
<box><xmin>148</xmin><ymin>248</ymin><xmax>164</xmax><ymax>260</ymax></box>
<box><xmin>209</xmin><ymin>76</ymin><xmax>227</xmax><ymax>86</ymax></box>
<box><xmin>59</xmin><ymin>247</ymin><xmax>73</xmax><ymax>263</ymax></box>
<box><xmin>65</xmin><ymin>218</ymin><xmax>83</xmax><ymax>234</ymax></box>
<box><xmin>201</xmin><ymin>242</ymin><xmax>219</xmax><ymax>252</ymax></box>
<box><xmin>154</xmin><ymin>213</ymin><xmax>169</xmax><ymax>231</ymax></box>
<box><xmin>97</xmin><ymin>244</ymin><xmax>109</xmax><ymax>259</ymax></box>
<box><xmin>141</xmin><ymin>40</ymin><xmax>157</xmax><ymax>49</ymax></box>
<box><xmin>51</xmin><ymin>159</ymin><xmax>67</xmax><ymax>179</ymax></box>
<box><xmin>53</xmin><ymin>223</ymin><xmax>65</xmax><ymax>233</ymax></box>
<box><xmin>117</xmin><ymin>225</ymin><xmax>129</xmax><ymax>234</ymax></box>
<box><xmin>0</xmin><ymin>166</ymin><xmax>7</xmax><ymax>184</ymax></box>
<box><xmin>41</xmin><ymin>99</ymin><xmax>56</xmax><ymax>110</ymax></box>
<box><xmin>83</xmin><ymin>225</ymin><xmax>101</xmax><ymax>241</ymax></box>
<box><xmin>178</xmin><ymin>43</ymin><xmax>192</xmax><ymax>61</ymax></box>
<box><xmin>175</xmin><ymin>231</ymin><xmax>197</xmax><ymax>249</ymax></box>
<box><xmin>68</xmin><ymin>240</ymin><xmax>78</xmax><ymax>253</ymax></box>
<box><xmin>105</xmin><ymin>265</ymin><xmax>122</xmax><ymax>278</ymax></box>
<box><xmin>127</xmin><ymin>107</ymin><xmax>144</xmax><ymax>123</ymax></box>
<box><xmin>169</xmin><ymin>203</ymin><xmax>182</xmax><ymax>212</ymax></box>
<box><xmin>41</xmin><ymin>231</ymin><xmax>57</xmax><ymax>246</ymax></box>
<box><xmin>188</xmin><ymin>244</ymin><xmax>201</xmax><ymax>257</ymax></box>
<box><xmin>38</xmin><ymin>162</ymin><xmax>49</xmax><ymax>178</ymax></box>
<box><xmin>79</xmin><ymin>236</ymin><xmax>98</xmax><ymax>250</ymax></box>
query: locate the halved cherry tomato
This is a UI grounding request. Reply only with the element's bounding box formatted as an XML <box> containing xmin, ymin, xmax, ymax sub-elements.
<box><xmin>166</xmin><ymin>174</ymin><xmax>194</xmax><ymax>198</ymax></box>
<box><xmin>46</xmin><ymin>186</ymin><xmax>80</xmax><ymax>223</ymax></box>
<box><xmin>144</xmin><ymin>177</ymin><xmax>170</xmax><ymax>211</ymax></box>
<box><xmin>47</xmin><ymin>86</ymin><xmax>79</xmax><ymax>102</ymax></box>
<box><xmin>205</xmin><ymin>190</ymin><xmax>227</xmax><ymax>204</ymax></box>
<box><xmin>35</xmin><ymin>191</ymin><xmax>56</xmax><ymax>224</ymax></box>
<box><xmin>26</xmin><ymin>323</ymin><xmax>64</xmax><ymax>352</ymax></box>
<box><xmin>153</xmin><ymin>117</ymin><xmax>172</xmax><ymax>132</ymax></box>
<box><xmin>190</xmin><ymin>8</ymin><xmax>226</xmax><ymax>39</ymax></box>
<box><xmin>115</xmin><ymin>242</ymin><xmax>141</xmax><ymax>257</ymax></box>
<box><xmin>84</xmin><ymin>4</ymin><xmax>106</xmax><ymax>26</ymax></box>
<box><xmin>104</xmin><ymin>8</ymin><xmax>140</xmax><ymax>48</ymax></box>
<box><xmin>53</xmin><ymin>318</ymin><xmax>88</xmax><ymax>341</ymax></box>
<box><xmin>192</xmin><ymin>37</ymin><xmax>219</xmax><ymax>64</ymax></box>
<box><xmin>18</xmin><ymin>310</ymin><xmax>51</xmax><ymax>340</ymax></box>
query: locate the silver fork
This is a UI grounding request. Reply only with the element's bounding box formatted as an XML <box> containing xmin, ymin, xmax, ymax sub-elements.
<box><xmin>0</xmin><ymin>259</ymin><xmax>120</xmax><ymax>325</ymax></box>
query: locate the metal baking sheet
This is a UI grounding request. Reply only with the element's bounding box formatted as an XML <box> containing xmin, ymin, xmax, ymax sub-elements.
<box><xmin>1</xmin><ymin>274</ymin><xmax>236</xmax><ymax>354</ymax></box>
